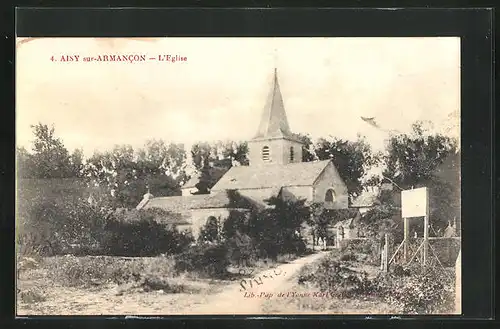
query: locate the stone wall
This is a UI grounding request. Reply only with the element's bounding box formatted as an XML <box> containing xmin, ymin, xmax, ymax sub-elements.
<box><xmin>312</xmin><ymin>163</ymin><xmax>349</xmax><ymax>209</ymax></box>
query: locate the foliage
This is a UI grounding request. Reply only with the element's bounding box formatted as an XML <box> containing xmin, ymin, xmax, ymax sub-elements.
<box><xmin>302</xmin><ymin>253</ymin><xmax>373</xmax><ymax>298</ymax></box>
<box><xmin>16</xmin><ymin>188</ymin><xmax>109</xmax><ymax>257</ymax></box>
<box><xmin>190</xmin><ymin>141</ymin><xmax>249</xmax><ymax>194</ymax></box>
<box><xmin>294</xmin><ymin>133</ymin><xmax>316</xmax><ymax>162</ymax></box>
<box><xmin>339</xmin><ymin>239</ymin><xmax>380</xmax><ymax>265</ymax></box>
<box><xmin>16</xmin><ymin>182</ymin><xmax>193</xmax><ymax>257</ymax></box>
<box><xmin>174</xmin><ymin>244</ymin><xmax>231</xmax><ymax>278</ymax></box>
<box><xmin>302</xmin><ymin>251</ymin><xmax>455</xmax><ymax>314</ymax></box>
<box><xmin>248</xmin><ymin>197</ymin><xmax>309</xmax><ymax>259</ymax></box>
<box><xmin>340</xmin><ymin>253</ymin><xmax>357</xmax><ymax>262</ymax></box>
<box><xmin>85</xmin><ymin>141</ymin><xmax>186</xmax><ymax>209</ymax></box>
<box><xmin>381</xmin><ymin>266</ymin><xmax>456</xmax><ymax>314</ymax></box>
<box><xmin>16</xmin><ymin>123</ymin><xmax>83</xmax><ymax>179</ymax></box>
<box><xmin>311</xmin><ymin>135</ymin><xmax>378</xmax><ymax>196</ymax></box>
<box><xmin>43</xmin><ymin>255</ymin><xmax>177</xmax><ymax>287</ymax></box>
<box><xmin>307</xmin><ymin>203</ymin><xmax>331</xmax><ymax>241</ymax></box>
<box><xmin>19</xmin><ymin>287</ymin><xmax>47</xmax><ymax>304</ymax></box>
<box><xmin>197</xmin><ymin>216</ymin><xmax>223</xmax><ymax>244</ymax></box>
<box><xmin>100</xmin><ymin>209</ymin><xmax>194</xmax><ymax>256</ymax></box>
<box><xmin>191</xmin><ymin>141</ymin><xmax>249</xmax><ymax>171</ymax></box>
<box><xmin>381</xmin><ymin>121</ymin><xmax>460</xmax><ymax>231</ymax></box>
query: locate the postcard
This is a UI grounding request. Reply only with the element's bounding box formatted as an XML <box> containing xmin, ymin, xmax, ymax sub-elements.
<box><xmin>16</xmin><ymin>37</ymin><xmax>461</xmax><ymax>315</ymax></box>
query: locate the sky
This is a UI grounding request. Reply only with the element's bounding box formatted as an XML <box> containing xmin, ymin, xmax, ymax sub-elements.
<box><xmin>16</xmin><ymin>37</ymin><xmax>460</xmax><ymax>158</ymax></box>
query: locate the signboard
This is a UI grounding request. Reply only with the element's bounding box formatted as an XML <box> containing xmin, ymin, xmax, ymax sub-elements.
<box><xmin>401</xmin><ymin>187</ymin><xmax>428</xmax><ymax>218</ymax></box>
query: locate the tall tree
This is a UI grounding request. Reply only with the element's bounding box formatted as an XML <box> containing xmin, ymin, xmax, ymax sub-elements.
<box><xmin>248</xmin><ymin>196</ymin><xmax>310</xmax><ymax>258</ymax></box>
<box><xmin>295</xmin><ymin>133</ymin><xmax>316</xmax><ymax>162</ymax></box>
<box><xmin>381</xmin><ymin>121</ymin><xmax>460</xmax><ymax>231</ymax></box>
<box><xmin>25</xmin><ymin>123</ymin><xmax>74</xmax><ymax>178</ymax></box>
<box><xmin>16</xmin><ymin>146</ymin><xmax>34</xmax><ymax>179</ymax></box>
<box><xmin>17</xmin><ymin>123</ymin><xmax>85</xmax><ymax>179</ymax></box>
<box><xmin>190</xmin><ymin>140</ymin><xmax>249</xmax><ymax>194</ymax></box>
<box><xmin>312</xmin><ymin>134</ymin><xmax>378</xmax><ymax>197</ymax></box>
<box><xmin>70</xmin><ymin>148</ymin><xmax>85</xmax><ymax>178</ymax></box>
<box><xmin>85</xmin><ymin>140</ymin><xmax>187</xmax><ymax>209</ymax></box>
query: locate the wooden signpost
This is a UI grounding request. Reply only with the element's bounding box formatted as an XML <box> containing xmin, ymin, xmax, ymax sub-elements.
<box><xmin>388</xmin><ymin>187</ymin><xmax>433</xmax><ymax>268</ymax></box>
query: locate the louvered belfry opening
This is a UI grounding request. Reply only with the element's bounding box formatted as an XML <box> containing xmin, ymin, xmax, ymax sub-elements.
<box><xmin>262</xmin><ymin>146</ymin><xmax>270</xmax><ymax>161</ymax></box>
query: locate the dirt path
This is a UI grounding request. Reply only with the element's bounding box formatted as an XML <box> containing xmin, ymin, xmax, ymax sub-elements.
<box><xmin>186</xmin><ymin>251</ymin><xmax>329</xmax><ymax>315</ymax></box>
<box><xmin>17</xmin><ymin>252</ymin><xmax>328</xmax><ymax>315</ymax></box>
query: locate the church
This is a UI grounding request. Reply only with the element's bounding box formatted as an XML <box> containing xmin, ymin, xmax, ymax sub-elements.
<box><xmin>136</xmin><ymin>69</ymin><xmax>349</xmax><ymax>237</ymax></box>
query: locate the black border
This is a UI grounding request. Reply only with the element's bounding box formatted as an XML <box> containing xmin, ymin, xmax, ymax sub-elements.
<box><xmin>2</xmin><ymin>6</ymin><xmax>495</xmax><ymax>329</ymax></box>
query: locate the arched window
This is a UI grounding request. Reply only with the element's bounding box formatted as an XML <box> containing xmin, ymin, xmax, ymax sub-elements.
<box><xmin>262</xmin><ymin>146</ymin><xmax>270</xmax><ymax>161</ymax></box>
<box><xmin>290</xmin><ymin>146</ymin><xmax>294</xmax><ymax>161</ymax></box>
<box><xmin>325</xmin><ymin>189</ymin><xmax>335</xmax><ymax>202</ymax></box>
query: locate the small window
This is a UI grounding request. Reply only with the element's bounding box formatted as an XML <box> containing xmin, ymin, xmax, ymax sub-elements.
<box><xmin>290</xmin><ymin>146</ymin><xmax>294</xmax><ymax>161</ymax></box>
<box><xmin>262</xmin><ymin>146</ymin><xmax>270</xmax><ymax>161</ymax></box>
<box><xmin>325</xmin><ymin>189</ymin><xmax>335</xmax><ymax>202</ymax></box>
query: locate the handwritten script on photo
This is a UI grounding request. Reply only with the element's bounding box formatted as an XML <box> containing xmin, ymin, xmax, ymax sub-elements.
<box><xmin>236</xmin><ymin>268</ymin><xmax>286</xmax><ymax>292</ymax></box>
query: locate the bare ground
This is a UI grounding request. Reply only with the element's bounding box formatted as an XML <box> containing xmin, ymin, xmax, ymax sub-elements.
<box><xmin>16</xmin><ymin>252</ymin><xmax>327</xmax><ymax>315</ymax></box>
<box><xmin>17</xmin><ymin>251</ymin><xmax>396</xmax><ymax>315</ymax></box>
<box><xmin>261</xmin><ymin>259</ymin><xmax>397</xmax><ymax>314</ymax></box>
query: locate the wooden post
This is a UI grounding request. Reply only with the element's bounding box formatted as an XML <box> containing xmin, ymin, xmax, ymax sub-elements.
<box><xmin>383</xmin><ymin>234</ymin><xmax>389</xmax><ymax>272</ymax></box>
<box><xmin>423</xmin><ymin>191</ymin><xmax>430</xmax><ymax>267</ymax></box>
<box><xmin>403</xmin><ymin>217</ymin><xmax>409</xmax><ymax>262</ymax></box>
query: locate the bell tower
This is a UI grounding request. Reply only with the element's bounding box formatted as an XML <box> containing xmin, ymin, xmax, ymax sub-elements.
<box><xmin>248</xmin><ymin>69</ymin><xmax>304</xmax><ymax>166</ymax></box>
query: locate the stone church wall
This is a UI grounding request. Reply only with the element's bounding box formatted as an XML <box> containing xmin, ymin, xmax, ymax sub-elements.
<box><xmin>283</xmin><ymin>186</ymin><xmax>313</xmax><ymax>202</ymax></box>
<box><xmin>312</xmin><ymin>162</ymin><xmax>349</xmax><ymax>209</ymax></box>
<box><xmin>248</xmin><ymin>138</ymin><xmax>303</xmax><ymax>166</ymax></box>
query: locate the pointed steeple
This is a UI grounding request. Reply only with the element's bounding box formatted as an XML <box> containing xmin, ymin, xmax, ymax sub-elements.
<box><xmin>254</xmin><ymin>68</ymin><xmax>293</xmax><ymax>139</ymax></box>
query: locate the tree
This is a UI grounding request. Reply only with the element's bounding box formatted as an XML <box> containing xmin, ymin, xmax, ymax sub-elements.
<box><xmin>70</xmin><ymin>148</ymin><xmax>85</xmax><ymax>178</ymax></box>
<box><xmin>294</xmin><ymin>133</ymin><xmax>316</xmax><ymax>162</ymax></box>
<box><xmin>248</xmin><ymin>196</ymin><xmax>310</xmax><ymax>258</ymax></box>
<box><xmin>190</xmin><ymin>140</ymin><xmax>249</xmax><ymax>194</ymax></box>
<box><xmin>307</xmin><ymin>203</ymin><xmax>330</xmax><ymax>247</ymax></box>
<box><xmin>16</xmin><ymin>146</ymin><xmax>34</xmax><ymax>179</ymax></box>
<box><xmin>380</xmin><ymin>121</ymin><xmax>460</xmax><ymax>231</ymax></box>
<box><xmin>312</xmin><ymin>134</ymin><xmax>378</xmax><ymax>197</ymax></box>
<box><xmin>85</xmin><ymin>140</ymin><xmax>186</xmax><ymax>209</ymax></box>
<box><xmin>19</xmin><ymin>123</ymin><xmax>77</xmax><ymax>178</ymax></box>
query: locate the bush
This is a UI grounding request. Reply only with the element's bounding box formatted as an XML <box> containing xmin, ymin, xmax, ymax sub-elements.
<box><xmin>225</xmin><ymin>233</ymin><xmax>257</xmax><ymax>267</ymax></box>
<box><xmin>340</xmin><ymin>252</ymin><xmax>357</xmax><ymax>262</ymax></box>
<box><xmin>339</xmin><ymin>239</ymin><xmax>380</xmax><ymax>265</ymax></box>
<box><xmin>17</xmin><ymin>194</ymin><xmax>194</xmax><ymax>257</ymax></box>
<box><xmin>16</xmin><ymin>197</ymin><xmax>109</xmax><ymax>257</ymax></box>
<box><xmin>305</xmin><ymin>251</ymin><xmax>455</xmax><ymax>314</ymax></box>
<box><xmin>44</xmin><ymin>255</ymin><xmax>177</xmax><ymax>287</ymax></box>
<box><xmin>18</xmin><ymin>287</ymin><xmax>47</xmax><ymax>304</ymax></box>
<box><xmin>382</xmin><ymin>266</ymin><xmax>455</xmax><ymax>314</ymax></box>
<box><xmin>140</xmin><ymin>276</ymin><xmax>192</xmax><ymax>294</ymax></box>
<box><xmin>429</xmin><ymin>239</ymin><xmax>461</xmax><ymax>267</ymax></box>
<box><xmin>100</xmin><ymin>210</ymin><xmax>194</xmax><ymax>256</ymax></box>
<box><xmin>174</xmin><ymin>244</ymin><xmax>230</xmax><ymax>278</ymax></box>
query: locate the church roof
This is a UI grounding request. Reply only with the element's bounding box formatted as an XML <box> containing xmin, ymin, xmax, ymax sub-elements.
<box><xmin>142</xmin><ymin>190</ymin><xmax>260</xmax><ymax>212</ymax></box>
<box><xmin>211</xmin><ymin>160</ymin><xmax>332</xmax><ymax>191</ymax></box>
<box><xmin>143</xmin><ymin>194</ymin><xmax>209</xmax><ymax>213</ymax></box>
<box><xmin>253</xmin><ymin>69</ymin><xmax>299</xmax><ymax>141</ymax></box>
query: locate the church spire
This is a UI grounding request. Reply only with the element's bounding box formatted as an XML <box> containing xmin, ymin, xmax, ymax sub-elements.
<box><xmin>253</xmin><ymin>68</ymin><xmax>293</xmax><ymax>139</ymax></box>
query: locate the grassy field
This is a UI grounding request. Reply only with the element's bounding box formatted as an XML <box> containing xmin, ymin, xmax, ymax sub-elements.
<box><xmin>16</xmin><ymin>255</ymin><xmax>226</xmax><ymax>315</ymax></box>
<box><xmin>17</xmin><ymin>247</ymin><xmax>456</xmax><ymax>315</ymax></box>
<box><xmin>261</xmin><ymin>248</ymin><xmax>456</xmax><ymax>315</ymax></box>
<box><xmin>16</xmin><ymin>253</ymin><xmax>302</xmax><ymax>315</ymax></box>
<box><xmin>260</xmin><ymin>249</ymin><xmax>397</xmax><ymax>314</ymax></box>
